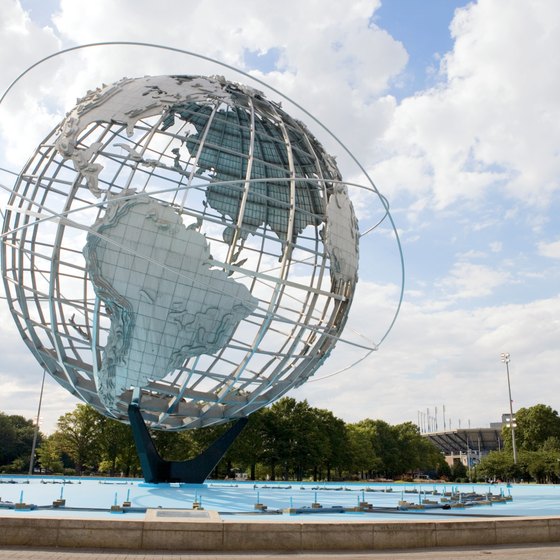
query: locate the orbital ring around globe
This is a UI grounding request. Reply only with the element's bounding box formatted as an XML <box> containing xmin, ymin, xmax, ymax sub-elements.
<box><xmin>0</xmin><ymin>42</ymin><xmax>404</xmax><ymax>431</ymax></box>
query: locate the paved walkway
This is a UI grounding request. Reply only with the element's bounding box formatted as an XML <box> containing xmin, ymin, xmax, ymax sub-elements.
<box><xmin>2</xmin><ymin>545</ymin><xmax>560</xmax><ymax>559</ymax></box>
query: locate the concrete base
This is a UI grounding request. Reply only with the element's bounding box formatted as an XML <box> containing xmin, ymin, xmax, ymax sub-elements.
<box><xmin>1</xmin><ymin>510</ymin><xmax>560</xmax><ymax>551</ymax></box>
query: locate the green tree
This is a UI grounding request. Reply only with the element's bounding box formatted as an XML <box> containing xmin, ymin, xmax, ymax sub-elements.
<box><xmin>0</xmin><ymin>412</ymin><xmax>39</xmax><ymax>469</ymax></box>
<box><xmin>267</xmin><ymin>398</ymin><xmax>329</xmax><ymax>480</ymax></box>
<box><xmin>226</xmin><ymin>408</ymin><xmax>268</xmax><ymax>480</ymax></box>
<box><xmin>450</xmin><ymin>460</ymin><xmax>467</xmax><ymax>481</ymax></box>
<box><xmin>477</xmin><ymin>450</ymin><xmax>519</xmax><ymax>481</ymax></box>
<box><xmin>351</xmin><ymin>419</ymin><xmax>400</xmax><ymax>478</ymax></box>
<box><xmin>36</xmin><ymin>436</ymin><xmax>64</xmax><ymax>473</ymax></box>
<box><xmin>252</xmin><ymin>398</ymin><xmax>335</xmax><ymax>481</ymax></box>
<box><xmin>478</xmin><ymin>403</ymin><xmax>560</xmax><ymax>484</ymax></box>
<box><xmin>346</xmin><ymin>420</ymin><xmax>443</xmax><ymax>479</ymax></box>
<box><xmin>509</xmin><ymin>404</ymin><xmax>560</xmax><ymax>452</ymax></box>
<box><xmin>52</xmin><ymin>404</ymin><xmax>102</xmax><ymax>474</ymax></box>
<box><xmin>312</xmin><ymin>408</ymin><xmax>348</xmax><ymax>481</ymax></box>
<box><xmin>97</xmin><ymin>414</ymin><xmax>139</xmax><ymax>476</ymax></box>
<box><xmin>346</xmin><ymin>424</ymin><xmax>376</xmax><ymax>478</ymax></box>
<box><xmin>522</xmin><ymin>450</ymin><xmax>560</xmax><ymax>483</ymax></box>
<box><xmin>393</xmin><ymin>421</ymin><xmax>444</xmax><ymax>475</ymax></box>
<box><xmin>260</xmin><ymin>406</ymin><xmax>283</xmax><ymax>480</ymax></box>
<box><xmin>0</xmin><ymin>413</ymin><xmax>17</xmax><ymax>466</ymax></box>
<box><xmin>542</xmin><ymin>436</ymin><xmax>560</xmax><ymax>452</ymax></box>
<box><xmin>436</xmin><ymin>460</ymin><xmax>452</xmax><ymax>480</ymax></box>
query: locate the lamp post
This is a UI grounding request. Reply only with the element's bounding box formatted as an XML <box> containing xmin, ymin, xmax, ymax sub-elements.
<box><xmin>28</xmin><ymin>369</ymin><xmax>46</xmax><ymax>476</ymax></box>
<box><xmin>500</xmin><ymin>352</ymin><xmax>518</xmax><ymax>464</ymax></box>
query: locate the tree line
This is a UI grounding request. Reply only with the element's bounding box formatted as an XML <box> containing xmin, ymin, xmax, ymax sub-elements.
<box><xmin>0</xmin><ymin>397</ymin><xmax>448</xmax><ymax>480</ymax></box>
<box><xmin>5</xmin><ymin>399</ymin><xmax>558</xmax><ymax>483</ymax></box>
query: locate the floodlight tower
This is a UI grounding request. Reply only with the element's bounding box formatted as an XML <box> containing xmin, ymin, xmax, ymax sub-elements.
<box><xmin>500</xmin><ymin>352</ymin><xmax>518</xmax><ymax>464</ymax></box>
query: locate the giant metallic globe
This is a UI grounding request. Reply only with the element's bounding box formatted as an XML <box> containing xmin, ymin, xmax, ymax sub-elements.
<box><xmin>1</xmin><ymin>75</ymin><xmax>359</xmax><ymax>430</ymax></box>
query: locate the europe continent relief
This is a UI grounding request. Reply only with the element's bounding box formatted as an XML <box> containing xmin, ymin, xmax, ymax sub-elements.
<box><xmin>84</xmin><ymin>193</ymin><xmax>258</xmax><ymax>410</ymax></box>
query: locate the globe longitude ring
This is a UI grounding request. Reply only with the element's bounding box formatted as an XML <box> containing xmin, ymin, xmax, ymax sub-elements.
<box><xmin>0</xmin><ymin>44</ymin><xmax>403</xmax><ymax>432</ymax></box>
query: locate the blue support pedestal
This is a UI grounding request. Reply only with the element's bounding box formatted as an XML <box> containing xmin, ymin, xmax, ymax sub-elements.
<box><xmin>128</xmin><ymin>403</ymin><xmax>248</xmax><ymax>484</ymax></box>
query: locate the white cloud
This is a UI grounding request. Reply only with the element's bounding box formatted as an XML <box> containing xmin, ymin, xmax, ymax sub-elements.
<box><xmin>456</xmin><ymin>249</ymin><xmax>487</xmax><ymax>260</ymax></box>
<box><xmin>51</xmin><ymin>0</ymin><xmax>399</xmax><ymax>95</ymax></box>
<box><xmin>0</xmin><ymin>304</ymin><xmax>80</xmax><ymax>433</ymax></box>
<box><xmin>436</xmin><ymin>262</ymin><xmax>510</xmax><ymax>302</ymax></box>
<box><xmin>0</xmin><ymin>0</ymin><xmax>410</xmax><ymax>191</ymax></box>
<box><xmin>295</xmin><ymin>291</ymin><xmax>560</xmax><ymax>429</ymax></box>
<box><xmin>0</xmin><ymin>0</ymin><xmax>61</xmax><ymax>168</ymax></box>
<box><xmin>538</xmin><ymin>239</ymin><xmax>560</xmax><ymax>259</ymax></box>
<box><xmin>377</xmin><ymin>0</ymin><xmax>560</xmax><ymax>208</ymax></box>
<box><xmin>0</xmin><ymin>372</ymin><xmax>80</xmax><ymax>434</ymax></box>
<box><xmin>0</xmin><ymin>0</ymin><xmax>60</xmax><ymax>93</ymax></box>
<box><xmin>371</xmin><ymin>154</ymin><xmax>433</xmax><ymax>202</ymax></box>
<box><xmin>489</xmin><ymin>241</ymin><xmax>502</xmax><ymax>253</ymax></box>
<box><xmin>48</xmin><ymin>0</ymin><xmax>407</xmax><ymax>166</ymax></box>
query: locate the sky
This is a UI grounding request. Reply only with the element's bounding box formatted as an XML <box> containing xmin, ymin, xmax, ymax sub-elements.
<box><xmin>0</xmin><ymin>0</ymin><xmax>559</xmax><ymax>435</ymax></box>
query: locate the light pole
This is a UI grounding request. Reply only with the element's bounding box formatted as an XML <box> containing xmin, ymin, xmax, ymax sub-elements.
<box><xmin>28</xmin><ymin>369</ymin><xmax>46</xmax><ymax>476</ymax></box>
<box><xmin>500</xmin><ymin>352</ymin><xmax>518</xmax><ymax>464</ymax></box>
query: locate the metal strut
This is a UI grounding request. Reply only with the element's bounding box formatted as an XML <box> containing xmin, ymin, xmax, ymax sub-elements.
<box><xmin>128</xmin><ymin>403</ymin><xmax>248</xmax><ymax>483</ymax></box>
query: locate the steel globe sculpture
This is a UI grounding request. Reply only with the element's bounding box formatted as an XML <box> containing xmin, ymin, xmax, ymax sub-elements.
<box><xmin>2</xmin><ymin>74</ymin><xmax>360</xmax><ymax>431</ymax></box>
